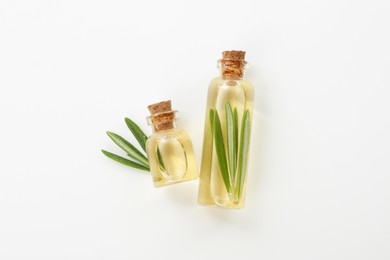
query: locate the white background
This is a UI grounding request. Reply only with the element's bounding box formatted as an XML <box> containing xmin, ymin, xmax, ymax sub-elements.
<box><xmin>1</xmin><ymin>0</ymin><xmax>389</xmax><ymax>259</ymax></box>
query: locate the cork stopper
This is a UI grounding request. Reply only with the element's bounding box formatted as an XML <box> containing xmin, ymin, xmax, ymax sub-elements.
<box><xmin>147</xmin><ymin>100</ymin><xmax>177</xmax><ymax>132</ymax></box>
<box><xmin>220</xmin><ymin>50</ymin><xmax>247</xmax><ymax>80</ymax></box>
<box><xmin>147</xmin><ymin>100</ymin><xmax>172</xmax><ymax>115</ymax></box>
<box><xmin>222</xmin><ymin>50</ymin><xmax>246</xmax><ymax>61</ymax></box>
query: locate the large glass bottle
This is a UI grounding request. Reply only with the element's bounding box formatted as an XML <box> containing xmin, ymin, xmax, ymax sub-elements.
<box><xmin>146</xmin><ymin>100</ymin><xmax>199</xmax><ymax>187</ymax></box>
<box><xmin>198</xmin><ymin>51</ymin><xmax>254</xmax><ymax>208</ymax></box>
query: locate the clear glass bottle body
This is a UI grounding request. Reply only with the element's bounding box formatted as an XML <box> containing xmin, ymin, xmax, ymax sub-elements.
<box><xmin>198</xmin><ymin>76</ymin><xmax>254</xmax><ymax>208</ymax></box>
<box><xmin>146</xmin><ymin>127</ymin><xmax>198</xmax><ymax>187</ymax></box>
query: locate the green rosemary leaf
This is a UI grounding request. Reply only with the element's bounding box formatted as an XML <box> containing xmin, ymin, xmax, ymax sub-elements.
<box><xmin>209</xmin><ymin>109</ymin><xmax>215</xmax><ymax>132</ymax></box>
<box><xmin>125</xmin><ymin>117</ymin><xmax>148</xmax><ymax>152</ymax></box>
<box><xmin>157</xmin><ymin>147</ymin><xmax>166</xmax><ymax>172</ymax></box>
<box><xmin>237</xmin><ymin>110</ymin><xmax>251</xmax><ymax>199</ymax></box>
<box><xmin>106</xmin><ymin>131</ymin><xmax>149</xmax><ymax>167</ymax></box>
<box><xmin>102</xmin><ymin>150</ymin><xmax>150</xmax><ymax>171</ymax></box>
<box><xmin>225</xmin><ymin>102</ymin><xmax>236</xmax><ymax>185</ymax></box>
<box><xmin>233</xmin><ymin>107</ymin><xmax>238</xmax><ymax>172</ymax></box>
<box><xmin>213</xmin><ymin>110</ymin><xmax>231</xmax><ymax>193</ymax></box>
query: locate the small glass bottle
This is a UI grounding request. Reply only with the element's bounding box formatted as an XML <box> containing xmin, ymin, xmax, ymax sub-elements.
<box><xmin>146</xmin><ymin>100</ymin><xmax>199</xmax><ymax>187</ymax></box>
<box><xmin>198</xmin><ymin>50</ymin><xmax>254</xmax><ymax>209</ymax></box>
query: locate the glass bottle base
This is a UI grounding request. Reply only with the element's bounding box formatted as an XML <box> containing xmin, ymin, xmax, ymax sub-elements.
<box><xmin>153</xmin><ymin>176</ymin><xmax>198</xmax><ymax>188</ymax></box>
<box><xmin>197</xmin><ymin>198</ymin><xmax>245</xmax><ymax>209</ymax></box>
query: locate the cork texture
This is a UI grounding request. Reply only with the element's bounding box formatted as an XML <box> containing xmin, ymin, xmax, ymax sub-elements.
<box><xmin>147</xmin><ymin>100</ymin><xmax>172</xmax><ymax>114</ymax></box>
<box><xmin>222</xmin><ymin>50</ymin><xmax>246</xmax><ymax>60</ymax></box>
<box><xmin>147</xmin><ymin>100</ymin><xmax>175</xmax><ymax>131</ymax></box>
<box><xmin>221</xmin><ymin>50</ymin><xmax>247</xmax><ymax>80</ymax></box>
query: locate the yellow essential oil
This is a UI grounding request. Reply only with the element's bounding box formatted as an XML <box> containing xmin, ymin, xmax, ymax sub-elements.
<box><xmin>146</xmin><ymin>100</ymin><xmax>198</xmax><ymax>187</ymax></box>
<box><xmin>198</xmin><ymin>51</ymin><xmax>254</xmax><ymax>209</ymax></box>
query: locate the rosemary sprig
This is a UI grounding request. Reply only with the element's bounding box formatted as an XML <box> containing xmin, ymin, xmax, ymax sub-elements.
<box><xmin>210</xmin><ymin>103</ymin><xmax>251</xmax><ymax>198</ymax></box>
<box><xmin>209</xmin><ymin>109</ymin><xmax>215</xmax><ymax>131</ymax></box>
<box><xmin>125</xmin><ymin>117</ymin><xmax>148</xmax><ymax>152</ymax></box>
<box><xmin>102</xmin><ymin>118</ymin><xmax>150</xmax><ymax>172</ymax></box>
<box><xmin>102</xmin><ymin>150</ymin><xmax>150</xmax><ymax>171</ymax></box>
<box><xmin>106</xmin><ymin>131</ymin><xmax>149</xmax><ymax>167</ymax></box>
<box><xmin>225</xmin><ymin>102</ymin><xmax>236</xmax><ymax>186</ymax></box>
<box><xmin>237</xmin><ymin>109</ymin><xmax>251</xmax><ymax>198</ymax></box>
<box><xmin>233</xmin><ymin>107</ymin><xmax>239</xmax><ymax>172</ymax></box>
<box><xmin>157</xmin><ymin>148</ymin><xmax>166</xmax><ymax>172</ymax></box>
<box><xmin>213</xmin><ymin>110</ymin><xmax>231</xmax><ymax>193</ymax></box>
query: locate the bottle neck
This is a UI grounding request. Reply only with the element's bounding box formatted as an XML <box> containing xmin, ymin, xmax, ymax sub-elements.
<box><xmin>147</xmin><ymin>110</ymin><xmax>178</xmax><ymax>133</ymax></box>
<box><xmin>220</xmin><ymin>58</ymin><xmax>246</xmax><ymax>80</ymax></box>
<box><xmin>151</xmin><ymin>121</ymin><xmax>176</xmax><ymax>133</ymax></box>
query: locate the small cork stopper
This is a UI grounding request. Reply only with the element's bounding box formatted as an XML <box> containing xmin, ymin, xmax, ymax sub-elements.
<box><xmin>147</xmin><ymin>100</ymin><xmax>175</xmax><ymax>131</ymax></box>
<box><xmin>222</xmin><ymin>50</ymin><xmax>246</xmax><ymax>60</ymax></box>
<box><xmin>147</xmin><ymin>100</ymin><xmax>172</xmax><ymax>115</ymax></box>
<box><xmin>221</xmin><ymin>50</ymin><xmax>247</xmax><ymax>80</ymax></box>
